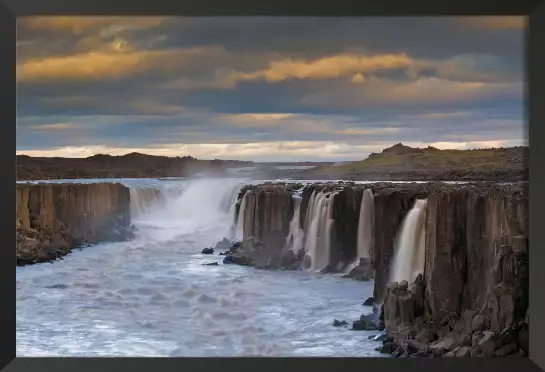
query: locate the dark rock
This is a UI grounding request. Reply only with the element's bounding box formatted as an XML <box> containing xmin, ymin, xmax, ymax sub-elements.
<box><xmin>406</xmin><ymin>339</ymin><xmax>428</xmax><ymax>355</ymax></box>
<box><xmin>222</xmin><ymin>254</ymin><xmax>234</xmax><ymax>264</ymax></box>
<box><xmin>363</xmin><ymin>297</ymin><xmax>374</xmax><ymax>306</ymax></box>
<box><xmin>219</xmin><ymin>252</ymin><xmax>227</xmax><ymax>256</ymax></box>
<box><xmin>380</xmin><ymin>342</ymin><xmax>398</xmax><ymax>354</ymax></box>
<box><xmin>372</xmin><ymin>332</ymin><xmax>388</xmax><ymax>342</ymax></box>
<box><xmin>471</xmin><ymin>314</ymin><xmax>485</xmax><ymax>332</ymax></box>
<box><xmin>352</xmin><ymin>319</ymin><xmax>378</xmax><ymax>331</ymax></box>
<box><xmin>518</xmin><ymin>328</ymin><xmax>528</xmax><ymax>356</ymax></box>
<box><xmin>201</xmin><ymin>247</ymin><xmax>214</xmax><ymax>254</ymax></box>
<box><xmin>477</xmin><ymin>331</ymin><xmax>497</xmax><ymax>356</ymax></box>
<box><xmin>214</xmin><ymin>238</ymin><xmax>231</xmax><ymax>251</ymax></box>
<box><xmin>333</xmin><ymin>319</ymin><xmax>348</xmax><ymax>327</ymax></box>
<box><xmin>204</xmin><ymin>262</ymin><xmax>219</xmax><ymax>266</ymax></box>
<box><xmin>455</xmin><ymin>346</ymin><xmax>470</xmax><ymax>357</ymax></box>
<box><xmin>493</xmin><ymin>342</ymin><xmax>519</xmax><ymax>357</ymax></box>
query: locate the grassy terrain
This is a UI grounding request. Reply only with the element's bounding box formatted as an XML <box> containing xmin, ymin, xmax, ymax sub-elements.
<box><xmin>310</xmin><ymin>144</ymin><xmax>528</xmax><ymax>181</ymax></box>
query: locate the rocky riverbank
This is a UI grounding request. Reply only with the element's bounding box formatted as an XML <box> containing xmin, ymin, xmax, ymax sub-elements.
<box><xmin>222</xmin><ymin>180</ymin><xmax>529</xmax><ymax>358</ymax></box>
<box><xmin>16</xmin><ymin>182</ymin><xmax>134</xmax><ymax>266</ymax></box>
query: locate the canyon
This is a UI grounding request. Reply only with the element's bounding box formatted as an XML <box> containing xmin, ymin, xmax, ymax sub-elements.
<box><xmin>15</xmin><ymin>178</ymin><xmax>529</xmax><ymax>358</ymax></box>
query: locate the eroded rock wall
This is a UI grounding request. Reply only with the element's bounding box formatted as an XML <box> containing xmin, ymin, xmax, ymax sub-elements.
<box><xmin>382</xmin><ymin>183</ymin><xmax>529</xmax><ymax>358</ymax></box>
<box><xmin>16</xmin><ymin>183</ymin><xmax>133</xmax><ymax>265</ymax></box>
<box><xmin>233</xmin><ymin>184</ymin><xmax>294</xmax><ymax>267</ymax></box>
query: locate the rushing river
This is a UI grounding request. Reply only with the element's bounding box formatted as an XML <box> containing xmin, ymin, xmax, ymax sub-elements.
<box><xmin>16</xmin><ymin>177</ymin><xmax>380</xmax><ymax>357</ymax></box>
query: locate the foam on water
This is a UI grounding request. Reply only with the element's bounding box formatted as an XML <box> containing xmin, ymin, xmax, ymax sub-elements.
<box><xmin>16</xmin><ymin>177</ymin><xmax>380</xmax><ymax>357</ymax></box>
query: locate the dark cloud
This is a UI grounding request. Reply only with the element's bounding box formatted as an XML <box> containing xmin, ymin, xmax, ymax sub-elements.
<box><xmin>16</xmin><ymin>16</ymin><xmax>525</xmax><ymax>160</ymax></box>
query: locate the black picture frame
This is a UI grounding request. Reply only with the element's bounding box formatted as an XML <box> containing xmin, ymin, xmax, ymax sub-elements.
<box><xmin>5</xmin><ymin>0</ymin><xmax>544</xmax><ymax>371</ymax></box>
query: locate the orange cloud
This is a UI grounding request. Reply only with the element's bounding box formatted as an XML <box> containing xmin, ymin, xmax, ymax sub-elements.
<box><xmin>226</xmin><ymin>53</ymin><xmax>415</xmax><ymax>85</ymax></box>
<box><xmin>16</xmin><ymin>46</ymin><xmax>221</xmax><ymax>83</ymax></box>
<box><xmin>455</xmin><ymin>16</ymin><xmax>526</xmax><ymax>30</ymax></box>
<box><xmin>19</xmin><ymin>16</ymin><xmax>168</xmax><ymax>35</ymax></box>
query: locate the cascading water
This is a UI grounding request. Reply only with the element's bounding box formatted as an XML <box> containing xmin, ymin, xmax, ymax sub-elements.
<box><xmin>234</xmin><ymin>192</ymin><xmax>248</xmax><ymax>242</ymax></box>
<box><xmin>129</xmin><ymin>187</ymin><xmax>164</xmax><ymax>218</ymax></box>
<box><xmin>390</xmin><ymin>198</ymin><xmax>428</xmax><ymax>284</ymax></box>
<box><xmin>304</xmin><ymin>190</ymin><xmax>336</xmax><ymax>271</ymax></box>
<box><xmin>357</xmin><ymin>189</ymin><xmax>374</xmax><ymax>260</ymax></box>
<box><xmin>343</xmin><ymin>189</ymin><xmax>375</xmax><ymax>274</ymax></box>
<box><xmin>284</xmin><ymin>195</ymin><xmax>304</xmax><ymax>254</ymax></box>
<box><xmin>133</xmin><ymin>178</ymin><xmax>245</xmax><ymax>244</ymax></box>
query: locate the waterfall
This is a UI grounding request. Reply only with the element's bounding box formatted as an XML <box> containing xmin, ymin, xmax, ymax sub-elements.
<box><xmin>129</xmin><ymin>187</ymin><xmax>164</xmax><ymax>218</ymax></box>
<box><xmin>390</xmin><ymin>198</ymin><xmax>428</xmax><ymax>284</ymax></box>
<box><xmin>234</xmin><ymin>192</ymin><xmax>248</xmax><ymax>242</ymax></box>
<box><xmin>304</xmin><ymin>190</ymin><xmax>336</xmax><ymax>271</ymax></box>
<box><xmin>285</xmin><ymin>195</ymin><xmax>304</xmax><ymax>253</ymax></box>
<box><xmin>357</xmin><ymin>189</ymin><xmax>374</xmax><ymax>259</ymax></box>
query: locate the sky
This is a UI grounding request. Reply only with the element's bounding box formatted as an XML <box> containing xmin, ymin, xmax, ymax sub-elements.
<box><xmin>16</xmin><ymin>16</ymin><xmax>527</xmax><ymax>162</ymax></box>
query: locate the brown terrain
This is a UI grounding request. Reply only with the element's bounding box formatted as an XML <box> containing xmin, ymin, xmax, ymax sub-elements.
<box><xmin>17</xmin><ymin>144</ymin><xmax>528</xmax><ymax>182</ymax></box>
<box><xmin>306</xmin><ymin>144</ymin><xmax>529</xmax><ymax>181</ymax></box>
<box><xmin>16</xmin><ymin>152</ymin><xmax>254</xmax><ymax>181</ymax></box>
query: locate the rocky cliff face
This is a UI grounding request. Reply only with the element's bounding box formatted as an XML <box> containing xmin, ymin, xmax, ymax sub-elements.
<box><xmin>229</xmin><ymin>184</ymin><xmax>295</xmax><ymax>268</ymax></box>
<box><xmin>16</xmin><ymin>183</ymin><xmax>133</xmax><ymax>265</ymax></box>
<box><xmin>382</xmin><ymin>182</ymin><xmax>528</xmax><ymax>358</ymax></box>
<box><xmin>225</xmin><ymin>180</ymin><xmax>529</xmax><ymax>358</ymax></box>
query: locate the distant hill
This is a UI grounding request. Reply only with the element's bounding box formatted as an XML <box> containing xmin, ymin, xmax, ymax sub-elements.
<box><xmin>16</xmin><ymin>152</ymin><xmax>254</xmax><ymax>181</ymax></box>
<box><xmin>307</xmin><ymin>143</ymin><xmax>528</xmax><ymax>181</ymax></box>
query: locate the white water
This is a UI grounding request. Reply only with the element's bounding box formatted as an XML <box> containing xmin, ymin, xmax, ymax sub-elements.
<box><xmin>284</xmin><ymin>195</ymin><xmax>304</xmax><ymax>254</ymax></box>
<box><xmin>304</xmin><ymin>190</ymin><xmax>336</xmax><ymax>271</ymax></box>
<box><xmin>390</xmin><ymin>199</ymin><xmax>428</xmax><ymax>285</ymax></box>
<box><xmin>357</xmin><ymin>189</ymin><xmax>374</xmax><ymax>260</ymax></box>
<box><xmin>129</xmin><ymin>187</ymin><xmax>164</xmax><ymax>218</ymax></box>
<box><xmin>16</xmin><ymin>177</ymin><xmax>379</xmax><ymax>357</ymax></box>
<box><xmin>234</xmin><ymin>192</ymin><xmax>248</xmax><ymax>242</ymax></box>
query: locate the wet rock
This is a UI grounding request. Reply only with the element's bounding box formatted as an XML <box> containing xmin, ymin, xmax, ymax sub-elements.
<box><xmin>222</xmin><ymin>254</ymin><xmax>234</xmax><ymax>264</ymax></box>
<box><xmin>471</xmin><ymin>314</ymin><xmax>485</xmax><ymax>332</ymax></box>
<box><xmin>201</xmin><ymin>247</ymin><xmax>214</xmax><ymax>255</ymax></box>
<box><xmin>352</xmin><ymin>318</ymin><xmax>378</xmax><ymax>331</ymax></box>
<box><xmin>204</xmin><ymin>262</ymin><xmax>219</xmax><ymax>266</ymax></box>
<box><xmin>371</xmin><ymin>332</ymin><xmax>388</xmax><ymax>342</ymax></box>
<box><xmin>280</xmin><ymin>249</ymin><xmax>295</xmax><ymax>267</ymax></box>
<box><xmin>214</xmin><ymin>238</ymin><xmax>231</xmax><ymax>251</ymax></box>
<box><xmin>455</xmin><ymin>346</ymin><xmax>470</xmax><ymax>357</ymax></box>
<box><xmin>219</xmin><ymin>252</ymin><xmax>227</xmax><ymax>256</ymax></box>
<box><xmin>380</xmin><ymin>342</ymin><xmax>398</xmax><ymax>354</ymax></box>
<box><xmin>363</xmin><ymin>297</ymin><xmax>374</xmax><ymax>306</ymax></box>
<box><xmin>477</xmin><ymin>331</ymin><xmax>497</xmax><ymax>356</ymax></box>
<box><xmin>493</xmin><ymin>342</ymin><xmax>519</xmax><ymax>357</ymax></box>
<box><xmin>333</xmin><ymin>319</ymin><xmax>348</xmax><ymax>327</ymax></box>
<box><xmin>406</xmin><ymin>339</ymin><xmax>428</xmax><ymax>355</ymax></box>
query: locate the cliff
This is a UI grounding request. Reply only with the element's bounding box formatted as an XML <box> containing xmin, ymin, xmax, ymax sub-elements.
<box><xmin>16</xmin><ymin>183</ymin><xmax>133</xmax><ymax>265</ymax></box>
<box><xmin>225</xmin><ymin>181</ymin><xmax>528</xmax><ymax>357</ymax></box>
<box><xmin>381</xmin><ymin>182</ymin><xmax>528</xmax><ymax>358</ymax></box>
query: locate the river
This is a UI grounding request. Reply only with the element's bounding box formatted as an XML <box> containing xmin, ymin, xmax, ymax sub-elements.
<box><xmin>16</xmin><ymin>177</ymin><xmax>380</xmax><ymax>357</ymax></box>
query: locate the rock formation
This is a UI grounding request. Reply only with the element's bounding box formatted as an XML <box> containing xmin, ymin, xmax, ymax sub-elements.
<box><xmin>16</xmin><ymin>182</ymin><xmax>133</xmax><ymax>266</ymax></box>
<box><xmin>381</xmin><ymin>182</ymin><xmax>528</xmax><ymax>358</ymax></box>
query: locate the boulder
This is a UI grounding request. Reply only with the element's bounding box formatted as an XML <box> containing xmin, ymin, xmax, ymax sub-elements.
<box><xmin>363</xmin><ymin>297</ymin><xmax>374</xmax><ymax>306</ymax></box>
<box><xmin>333</xmin><ymin>319</ymin><xmax>348</xmax><ymax>327</ymax></box>
<box><xmin>201</xmin><ymin>247</ymin><xmax>214</xmax><ymax>255</ymax></box>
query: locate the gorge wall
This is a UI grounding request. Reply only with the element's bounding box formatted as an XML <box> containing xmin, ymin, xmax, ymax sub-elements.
<box><xmin>230</xmin><ymin>181</ymin><xmax>529</xmax><ymax>357</ymax></box>
<box><xmin>16</xmin><ymin>183</ymin><xmax>133</xmax><ymax>265</ymax></box>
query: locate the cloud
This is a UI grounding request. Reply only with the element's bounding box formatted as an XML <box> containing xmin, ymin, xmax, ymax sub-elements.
<box><xmin>16</xmin><ymin>137</ymin><xmax>527</xmax><ymax>162</ymax></box>
<box><xmin>222</xmin><ymin>53</ymin><xmax>414</xmax><ymax>85</ymax></box>
<box><xmin>15</xmin><ymin>16</ymin><xmax>525</xmax><ymax>161</ymax></box>
<box><xmin>454</xmin><ymin>16</ymin><xmax>526</xmax><ymax>30</ymax></box>
<box><xmin>19</xmin><ymin>16</ymin><xmax>168</xmax><ymax>35</ymax></box>
<box><xmin>17</xmin><ymin>44</ymin><xmax>227</xmax><ymax>83</ymax></box>
<box><xmin>29</xmin><ymin>123</ymin><xmax>73</xmax><ymax>131</ymax></box>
